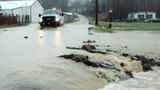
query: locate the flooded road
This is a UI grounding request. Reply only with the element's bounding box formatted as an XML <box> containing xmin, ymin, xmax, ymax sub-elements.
<box><xmin>0</xmin><ymin>15</ymin><xmax>105</xmax><ymax>90</ymax></box>
<box><xmin>91</xmin><ymin>31</ymin><xmax>160</xmax><ymax>58</ymax></box>
<box><xmin>0</xmin><ymin>15</ymin><xmax>160</xmax><ymax>90</ymax></box>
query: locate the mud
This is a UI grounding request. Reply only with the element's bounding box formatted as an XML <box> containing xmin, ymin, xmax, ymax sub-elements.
<box><xmin>59</xmin><ymin>54</ymin><xmax>133</xmax><ymax>82</ymax></box>
<box><xmin>66</xmin><ymin>44</ymin><xmax>107</xmax><ymax>54</ymax></box>
<box><xmin>61</xmin><ymin>39</ymin><xmax>160</xmax><ymax>84</ymax></box>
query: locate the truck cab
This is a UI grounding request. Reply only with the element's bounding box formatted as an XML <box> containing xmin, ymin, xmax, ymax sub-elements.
<box><xmin>39</xmin><ymin>9</ymin><xmax>64</xmax><ymax>29</ymax></box>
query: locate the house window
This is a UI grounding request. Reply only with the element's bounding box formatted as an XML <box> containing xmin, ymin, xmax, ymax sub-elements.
<box><xmin>146</xmin><ymin>14</ymin><xmax>153</xmax><ymax>19</ymax></box>
<box><xmin>138</xmin><ymin>14</ymin><xmax>145</xmax><ymax>20</ymax></box>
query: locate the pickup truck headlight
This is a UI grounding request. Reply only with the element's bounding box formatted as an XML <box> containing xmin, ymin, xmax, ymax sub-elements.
<box><xmin>39</xmin><ymin>17</ymin><xmax>43</xmax><ymax>22</ymax></box>
<box><xmin>55</xmin><ymin>17</ymin><xmax>60</xmax><ymax>22</ymax></box>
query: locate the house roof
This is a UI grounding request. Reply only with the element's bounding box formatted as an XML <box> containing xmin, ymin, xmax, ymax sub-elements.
<box><xmin>0</xmin><ymin>0</ymin><xmax>36</xmax><ymax>10</ymax></box>
<box><xmin>64</xmin><ymin>12</ymin><xmax>73</xmax><ymax>16</ymax></box>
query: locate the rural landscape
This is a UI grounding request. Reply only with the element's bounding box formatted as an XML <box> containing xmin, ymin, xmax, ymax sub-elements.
<box><xmin>0</xmin><ymin>0</ymin><xmax>160</xmax><ymax>90</ymax></box>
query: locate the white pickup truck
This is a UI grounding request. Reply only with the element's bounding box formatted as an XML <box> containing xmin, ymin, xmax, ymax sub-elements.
<box><xmin>39</xmin><ymin>9</ymin><xmax>64</xmax><ymax>29</ymax></box>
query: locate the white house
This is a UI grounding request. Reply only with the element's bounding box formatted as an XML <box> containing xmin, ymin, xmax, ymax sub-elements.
<box><xmin>0</xmin><ymin>0</ymin><xmax>44</xmax><ymax>22</ymax></box>
<box><xmin>128</xmin><ymin>12</ymin><xmax>156</xmax><ymax>20</ymax></box>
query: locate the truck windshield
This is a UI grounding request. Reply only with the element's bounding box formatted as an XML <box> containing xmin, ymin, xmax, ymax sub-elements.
<box><xmin>43</xmin><ymin>10</ymin><xmax>60</xmax><ymax>15</ymax></box>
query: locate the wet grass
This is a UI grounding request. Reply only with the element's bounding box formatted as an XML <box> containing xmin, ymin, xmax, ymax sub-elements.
<box><xmin>89</xmin><ymin>20</ymin><xmax>160</xmax><ymax>32</ymax></box>
<box><xmin>112</xmin><ymin>22</ymin><xmax>160</xmax><ymax>31</ymax></box>
<box><xmin>0</xmin><ymin>24</ymin><xmax>18</xmax><ymax>29</ymax></box>
<box><xmin>94</xmin><ymin>26</ymin><xmax>113</xmax><ymax>33</ymax></box>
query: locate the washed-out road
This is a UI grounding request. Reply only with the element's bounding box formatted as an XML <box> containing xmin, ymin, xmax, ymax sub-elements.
<box><xmin>0</xmin><ymin>15</ymin><xmax>160</xmax><ymax>90</ymax></box>
<box><xmin>0</xmin><ymin>15</ymin><xmax>106</xmax><ymax>90</ymax></box>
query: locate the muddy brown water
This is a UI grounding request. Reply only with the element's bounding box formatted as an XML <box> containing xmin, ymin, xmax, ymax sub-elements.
<box><xmin>99</xmin><ymin>67</ymin><xmax>160</xmax><ymax>90</ymax></box>
<box><xmin>91</xmin><ymin>31</ymin><xmax>160</xmax><ymax>58</ymax></box>
<box><xmin>0</xmin><ymin>15</ymin><xmax>160</xmax><ymax>90</ymax></box>
<box><xmin>0</xmin><ymin>15</ymin><xmax>106</xmax><ymax>90</ymax></box>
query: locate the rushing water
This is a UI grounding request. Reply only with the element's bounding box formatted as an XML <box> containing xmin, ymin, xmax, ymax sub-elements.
<box><xmin>99</xmin><ymin>67</ymin><xmax>160</xmax><ymax>90</ymax></box>
<box><xmin>92</xmin><ymin>30</ymin><xmax>160</xmax><ymax>90</ymax></box>
<box><xmin>0</xmin><ymin>15</ymin><xmax>160</xmax><ymax>90</ymax></box>
<box><xmin>0</xmin><ymin>15</ymin><xmax>106</xmax><ymax>90</ymax></box>
<box><xmin>90</xmin><ymin>28</ymin><xmax>160</xmax><ymax>90</ymax></box>
<box><xmin>91</xmin><ymin>31</ymin><xmax>160</xmax><ymax>58</ymax></box>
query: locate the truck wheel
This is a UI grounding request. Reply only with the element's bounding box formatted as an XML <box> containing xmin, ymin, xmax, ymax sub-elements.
<box><xmin>40</xmin><ymin>27</ymin><xmax>44</xmax><ymax>29</ymax></box>
<box><xmin>57</xmin><ymin>22</ymin><xmax>61</xmax><ymax>26</ymax></box>
<box><xmin>40</xmin><ymin>23</ymin><xmax>44</xmax><ymax>29</ymax></box>
<box><xmin>40</xmin><ymin>25</ymin><xmax>44</xmax><ymax>29</ymax></box>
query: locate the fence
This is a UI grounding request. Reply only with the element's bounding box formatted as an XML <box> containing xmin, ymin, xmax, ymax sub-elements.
<box><xmin>0</xmin><ymin>13</ymin><xmax>30</xmax><ymax>25</ymax></box>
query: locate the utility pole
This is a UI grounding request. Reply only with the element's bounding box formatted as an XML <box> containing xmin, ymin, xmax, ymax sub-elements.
<box><xmin>108</xmin><ymin>8</ymin><xmax>112</xmax><ymax>28</ymax></box>
<box><xmin>95</xmin><ymin>0</ymin><xmax>98</xmax><ymax>26</ymax></box>
<box><xmin>108</xmin><ymin>0</ymin><xmax>112</xmax><ymax>28</ymax></box>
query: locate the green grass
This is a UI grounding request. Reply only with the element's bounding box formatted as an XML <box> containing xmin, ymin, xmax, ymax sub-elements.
<box><xmin>94</xmin><ymin>26</ymin><xmax>113</xmax><ymax>33</ymax></box>
<box><xmin>112</xmin><ymin>22</ymin><xmax>160</xmax><ymax>30</ymax></box>
<box><xmin>0</xmin><ymin>24</ymin><xmax>18</xmax><ymax>29</ymax></box>
<box><xmin>89</xmin><ymin>20</ymin><xmax>160</xmax><ymax>32</ymax></box>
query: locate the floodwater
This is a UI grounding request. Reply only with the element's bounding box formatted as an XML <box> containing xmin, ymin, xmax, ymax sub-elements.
<box><xmin>99</xmin><ymin>67</ymin><xmax>160</xmax><ymax>90</ymax></box>
<box><xmin>0</xmin><ymin>15</ymin><xmax>160</xmax><ymax>90</ymax></box>
<box><xmin>0</xmin><ymin>15</ymin><xmax>105</xmax><ymax>90</ymax></box>
<box><xmin>91</xmin><ymin>31</ymin><xmax>160</xmax><ymax>58</ymax></box>
<box><xmin>90</xmin><ymin>24</ymin><xmax>160</xmax><ymax>90</ymax></box>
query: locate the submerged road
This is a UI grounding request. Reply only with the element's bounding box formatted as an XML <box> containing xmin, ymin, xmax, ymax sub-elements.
<box><xmin>1</xmin><ymin>15</ymin><xmax>160</xmax><ymax>90</ymax></box>
<box><xmin>0</xmin><ymin>15</ymin><xmax>106</xmax><ymax>90</ymax></box>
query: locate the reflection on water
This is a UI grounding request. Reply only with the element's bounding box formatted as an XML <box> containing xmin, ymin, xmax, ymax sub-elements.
<box><xmin>39</xmin><ymin>30</ymin><xmax>44</xmax><ymax>37</ymax></box>
<box><xmin>54</xmin><ymin>30</ymin><xmax>61</xmax><ymax>48</ymax></box>
<box><xmin>39</xmin><ymin>30</ymin><xmax>44</xmax><ymax>44</ymax></box>
<box><xmin>0</xmin><ymin>15</ymin><xmax>106</xmax><ymax>90</ymax></box>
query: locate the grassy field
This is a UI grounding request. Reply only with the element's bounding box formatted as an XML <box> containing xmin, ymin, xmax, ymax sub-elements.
<box><xmin>90</xmin><ymin>21</ymin><xmax>160</xmax><ymax>32</ymax></box>
<box><xmin>0</xmin><ymin>25</ymin><xmax>18</xmax><ymax>29</ymax></box>
<box><xmin>112</xmin><ymin>22</ymin><xmax>160</xmax><ymax>30</ymax></box>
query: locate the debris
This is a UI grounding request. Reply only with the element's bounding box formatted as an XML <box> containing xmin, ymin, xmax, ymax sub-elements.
<box><xmin>106</xmin><ymin>49</ymin><xmax>113</xmax><ymax>52</ymax></box>
<box><xmin>88</xmin><ymin>27</ymin><xmax>94</xmax><ymax>35</ymax></box>
<box><xmin>93</xmin><ymin>40</ymin><xmax>96</xmax><ymax>43</ymax></box>
<box><xmin>96</xmin><ymin>45</ymin><xmax>100</xmax><ymax>47</ymax></box>
<box><xmin>66</xmin><ymin>43</ymin><xmax>107</xmax><ymax>54</ymax></box>
<box><xmin>88</xmin><ymin>50</ymin><xmax>107</xmax><ymax>54</ymax></box>
<box><xmin>89</xmin><ymin>33</ymin><xmax>93</xmax><ymax>35</ymax></box>
<box><xmin>59</xmin><ymin>54</ymin><xmax>99</xmax><ymax>67</ymax></box>
<box><xmin>124</xmin><ymin>46</ymin><xmax>128</xmax><ymax>48</ymax></box>
<box><xmin>156</xmin><ymin>62</ymin><xmax>160</xmax><ymax>66</ymax></box>
<box><xmin>107</xmin><ymin>45</ymin><xmax>110</xmax><ymax>47</ymax></box>
<box><xmin>64</xmin><ymin>40</ymin><xmax>160</xmax><ymax>82</ymax></box>
<box><xmin>3</xmin><ymin>30</ymin><xmax>8</xmax><ymax>31</ymax></box>
<box><xmin>120</xmin><ymin>62</ymin><xmax>125</xmax><ymax>67</ymax></box>
<box><xmin>24</xmin><ymin>36</ymin><xmax>28</xmax><ymax>39</ymax></box>
<box><xmin>82</xmin><ymin>44</ymin><xmax>96</xmax><ymax>51</ymax></box>
<box><xmin>40</xmin><ymin>36</ymin><xmax>44</xmax><ymax>38</ymax></box>
<box><xmin>125</xmin><ymin>71</ymin><xmax>133</xmax><ymax>78</ymax></box>
<box><xmin>130</xmin><ymin>55</ymin><xmax>160</xmax><ymax>71</ymax></box>
<box><xmin>60</xmin><ymin>54</ymin><xmax>119</xmax><ymax>70</ymax></box>
<box><xmin>83</xmin><ymin>40</ymin><xmax>96</xmax><ymax>43</ymax></box>
<box><xmin>88</xmin><ymin>27</ymin><xmax>94</xmax><ymax>31</ymax></box>
<box><xmin>66</xmin><ymin>47</ymin><xmax>81</xmax><ymax>50</ymax></box>
<box><xmin>142</xmin><ymin>63</ymin><xmax>153</xmax><ymax>71</ymax></box>
<box><xmin>122</xmin><ymin>53</ymin><xmax>129</xmax><ymax>57</ymax></box>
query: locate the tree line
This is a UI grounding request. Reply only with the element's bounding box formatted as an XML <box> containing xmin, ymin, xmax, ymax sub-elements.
<box><xmin>70</xmin><ymin>0</ymin><xmax>160</xmax><ymax>21</ymax></box>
